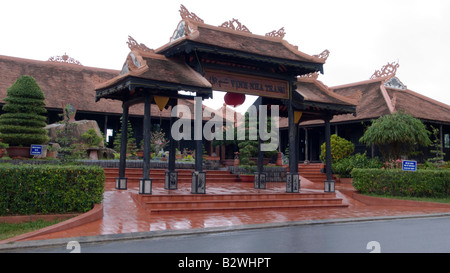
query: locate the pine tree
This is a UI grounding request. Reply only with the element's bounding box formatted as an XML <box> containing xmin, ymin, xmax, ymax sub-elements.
<box><xmin>113</xmin><ymin>118</ymin><xmax>137</xmax><ymax>157</ymax></box>
<box><xmin>0</xmin><ymin>75</ymin><xmax>49</xmax><ymax>146</ymax></box>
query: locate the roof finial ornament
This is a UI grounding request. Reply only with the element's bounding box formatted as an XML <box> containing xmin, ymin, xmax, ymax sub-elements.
<box><xmin>299</xmin><ymin>72</ymin><xmax>320</xmax><ymax>79</ymax></box>
<box><xmin>179</xmin><ymin>4</ymin><xmax>204</xmax><ymax>23</ymax></box>
<box><xmin>47</xmin><ymin>53</ymin><xmax>82</xmax><ymax>65</ymax></box>
<box><xmin>313</xmin><ymin>49</ymin><xmax>330</xmax><ymax>61</ymax></box>
<box><xmin>370</xmin><ymin>61</ymin><xmax>399</xmax><ymax>80</ymax></box>
<box><xmin>219</xmin><ymin>18</ymin><xmax>251</xmax><ymax>33</ymax></box>
<box><xmin>265</xmin><ymin>27</ymin><xmax>286</xmax><ymax>39</ymax></box>
<box><xmin>127</xmin><ymin>36</ymin><xmax>154</xmax><ymax>53</ymax></box>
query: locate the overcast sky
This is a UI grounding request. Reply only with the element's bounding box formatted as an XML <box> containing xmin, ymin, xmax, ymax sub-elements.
<box><xmin>1</xmin><ymin>0</ymin><xmax>449</xmax><ymax>113</ymax></box>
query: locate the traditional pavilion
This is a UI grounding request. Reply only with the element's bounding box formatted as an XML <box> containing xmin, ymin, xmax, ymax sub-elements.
<box><xmin>95</xmin><ymin>5</ymin><xmax>357</xmax><ymax>194</ymax></box>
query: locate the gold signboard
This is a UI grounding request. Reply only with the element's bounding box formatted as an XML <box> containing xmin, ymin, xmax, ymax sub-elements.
<box><xmin>204</xmin><ymin>69</ymin><xmax>289</xmax><ymax>99</ymax></box>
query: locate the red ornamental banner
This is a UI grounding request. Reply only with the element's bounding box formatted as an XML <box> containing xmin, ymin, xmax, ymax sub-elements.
<box><xmin>204</xmin><ymin>69</ymin><xmax>289</xmax><ymax>99</ymax></box>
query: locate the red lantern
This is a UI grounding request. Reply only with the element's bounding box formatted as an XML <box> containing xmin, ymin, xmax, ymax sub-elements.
<box><xmin>224</xmin><ymin>92</ymin><xmax>245</xmax><ymax>107</ymax></box>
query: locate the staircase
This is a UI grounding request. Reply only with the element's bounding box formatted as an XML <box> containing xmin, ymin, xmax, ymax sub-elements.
<box><xmin>105</xmin><ymin>167</ymin><xmax>349</xmax><ymax>214</ymax></box>
<box><xmin>132</xmin><ymin>191</ymin><xmax>348</xmax><ymax>214</ymax></box>
<box><xmin>298</xmin><ymin>163</ymin><xmax>327</xmax><ymax>183</ymax></box>
<box><xmin>104</xmin><ymin>168</ymin><xmax>240</xmax><ymax>184</ymax></box>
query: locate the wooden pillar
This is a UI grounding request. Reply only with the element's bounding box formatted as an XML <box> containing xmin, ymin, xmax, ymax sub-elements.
<box><xmin>254</xmin><ymin>133</ymin><xmax>266</xmax><ymax>189</ymax></box>
<box><xmin>165</xmin><ymin>113</ymin><xmax>178</xmax><ymax>190</ymax></box>
<box><xmin>192</xmin><ymin>97</ymin><xmax>205</xmax><ymax>194</ymax></box>
<box><xmin>286</xmin><ymin>79</ymin><xmax>299</xmax><ymax>193</ymax></box>
<box><xmin>304</xmin><ymin>128</ymin><xmax>309</xmax><ymax>163</ymax></box>
<box><xmin>104</xmin><ymin>115</ymin><xmax>108</xmax><ymax>140</ymax></box>
<box><xmin>139</xmin><ymin>92</ymin><xmax>152</xmax><ymax>194</ymax></box>
<box><xmin>324</xmin><ymin>116</ymin><xmax>335</xmax><ymax>192</ymax></box>
<box><xmin>116</xmin><ymin>104</ymin><xmax>129</xmax><ymax>190</ymax></box>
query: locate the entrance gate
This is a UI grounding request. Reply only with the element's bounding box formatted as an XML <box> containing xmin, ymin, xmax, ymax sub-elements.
<box><xmin>95</xmin><ymin>5</ymin><xmax>356</xmax><ymax>194</ymax></box>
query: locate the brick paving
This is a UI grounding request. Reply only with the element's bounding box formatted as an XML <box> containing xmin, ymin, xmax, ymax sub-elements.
<box><xmin>3</xmin><ymin>177</ymin><xmax>450</xmax><ymax>243</ymax></box>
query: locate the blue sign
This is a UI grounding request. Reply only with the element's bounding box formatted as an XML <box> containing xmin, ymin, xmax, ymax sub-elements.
<box><xmin>30</xmin><ymin>145</ymin><xmax>43</xmax><ymax>155</ymax></box>
<box><xmin>402</xmin><ymin>160</ymin><xmax>417</xmax><ymax>171</ymax></box>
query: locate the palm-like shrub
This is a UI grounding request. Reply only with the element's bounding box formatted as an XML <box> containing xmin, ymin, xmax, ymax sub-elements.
<box><xmin>0</xmin><ymin>75</ymin><xmax>49</xmax><ymax>146</ymax></box>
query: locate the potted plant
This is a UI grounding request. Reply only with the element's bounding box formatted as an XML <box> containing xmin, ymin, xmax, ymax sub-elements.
<box><xmin>150</xmin><ymin>129</ymin><xmax>168</xmax><ymax>156</ymax></box>
<box><xmin>81</xmin><ymin>128</ymin><xmax>103</xmax><ymax>160</ymax></box>
<box><xmin>46</xmin><ymin>143</ymin><xmax>59</xmax><ymax>159</ymax></box>
<box><xmin>0</xmin><ymin>75</ymin><xmax>50</xmax><ymax>158</ymax></box>
<box><xmin>237</xmin><ymin>139</ymin><xmax>258</xmax><ymax>182</ymax></box>
<box><xmin>238</xmin><ymin>164</ymin><xmax>256</xmax><ymax>182</ymax></box>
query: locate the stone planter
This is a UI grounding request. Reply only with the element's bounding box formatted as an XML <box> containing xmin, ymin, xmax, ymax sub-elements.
<box><xmin>7</xmin><ymin>147</ymin><xmax>31</xmax><ymax>159</ymax></box>
<box><xmin>239</xmin><ymin>174</ymin><xmax>254</xmax><ymax>182</ymax></box>
<box><xmin>87</xmin><ymin>148</ymin><xmax>100</xmax><ymax>160</ymax></box>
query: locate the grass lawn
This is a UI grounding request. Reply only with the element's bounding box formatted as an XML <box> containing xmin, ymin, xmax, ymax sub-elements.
<box><xmin>0</xmin><ymin>219</ymin><xmax>66</xmax><ymax>241</ymax></box>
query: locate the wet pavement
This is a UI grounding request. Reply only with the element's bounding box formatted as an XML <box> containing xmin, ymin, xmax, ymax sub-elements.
<box><xmin>3</xmin><ymin>176</ymin><xmax>450</xmax><ymax>243</ymax></box>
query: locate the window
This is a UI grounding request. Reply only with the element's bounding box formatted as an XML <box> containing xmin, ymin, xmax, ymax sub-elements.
<box><xmin>445</xmin><ymin>133</ymin><xmax>450</xmax><ymax>149</ymax></box>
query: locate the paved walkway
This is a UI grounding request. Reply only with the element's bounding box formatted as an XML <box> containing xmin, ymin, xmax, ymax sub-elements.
<box><xmin>3</xmin><ymin>177</ymin><xmax>450</xmax><ymax>243</ymax></box>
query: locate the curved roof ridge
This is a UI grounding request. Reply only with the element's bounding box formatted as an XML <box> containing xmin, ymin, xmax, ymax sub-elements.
<box><xmin>156</xmin><ymin>18</ymin><xmax>323</xmax><ymax>64</ymax></box>
<box><xmin>387</xmin><ymin>86</ymin><xmax>450</xmax><ymax>112</ymax></box>
<box><xmin>297</xmin><ymin>76</ymin><xmax>359</xmax><ymax>106</ymax></box>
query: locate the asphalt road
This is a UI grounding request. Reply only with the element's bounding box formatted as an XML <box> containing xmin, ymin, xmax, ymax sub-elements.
<box><xmin>3</xmin><ymin>214</ymin><xmax>450</xmax><ymax>254</ymax></box>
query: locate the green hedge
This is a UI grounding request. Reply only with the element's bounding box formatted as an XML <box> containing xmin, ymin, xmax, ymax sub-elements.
<box><xmin>0</xmin><ymin>164</ymin><xmax>105</xmax><ymax>215</ymax></box>
<box><xmin>351</xmin><ymin>168</ymin><xmax>450</xmax><ymax>198</ymax></box>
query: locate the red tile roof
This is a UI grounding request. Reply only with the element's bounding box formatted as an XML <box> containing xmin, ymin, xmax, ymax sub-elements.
<box><xmin>296</xmin><ymin>76</ymin><xmax>358</xmax><ymax>107</ymax></box>
<box><xmin>156</xmin><ymin>18</ymin><xmax>325</xmax><ymax>65</ymax></box>
<box><xmin>0</xmin><ymin>54</ymin><xmax>217</xmax><ymax>120</ymax></box>
<box><xmin>0</xmin><ymin>54</ymin><xmax>122</xmax><ymax>114</ymax></box>
<box><xmin>95</xmin><ymin>50</ymin><xmax>212</xmax><ymax>94</ymax></box>
<box><xmin>299</xmin><ymin>76</ymin><xmax>450</xmax><ymax>126</ymax></box>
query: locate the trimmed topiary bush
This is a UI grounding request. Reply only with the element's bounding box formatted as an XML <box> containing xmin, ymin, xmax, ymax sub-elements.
<box><xmin>0</xmin><ymin>75</ymin><xmax>50</xmax><ymax>146</ymax></box>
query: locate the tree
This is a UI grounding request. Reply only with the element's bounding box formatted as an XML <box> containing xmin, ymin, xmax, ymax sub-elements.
<box><xmin>236</xmin><ymin>111</ymin><xmax>278</xmax><ymax>165</ymax></box>
<box><xmin>359</xmin><ymin>111</ymin><xmax>431</xmax><ymax>160</ymax></box>
<box><xmin>427</xmin><ymin>126</ymin><xmax>446</xmax><ymax>167</ymax></box>
<box><xmin>113</xmin><ymin>118</ymin><xmax>137</xmax><ymax>157</ymax></box>
<box><xmin>0</xmin><ymin>75</ymin><xmax>49</xmax><ymax>146</ymax></box>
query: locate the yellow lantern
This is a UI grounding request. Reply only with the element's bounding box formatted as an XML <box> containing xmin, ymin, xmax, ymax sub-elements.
<box><xmin>154</xmin><ymin>96</ymin><xmax>169</xmax><ymax>111</ymax></box>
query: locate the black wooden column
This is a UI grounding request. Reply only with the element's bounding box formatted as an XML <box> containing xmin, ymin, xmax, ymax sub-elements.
<box><xmin>192</xmin><ymin>97</ymin><xmax>206</xmax><ymax>194</ymax></box>
<box><xmin>304</xmin><ymin>128</ymin><xmax>309</xmax><ymax>163</ymax></box>
<box><xmin>116</xmin><ymin>103</ymin><xmax>129</xmax><ymax>190</ymax></box>
<box><xmin>165</xmin><ymin>113</ymin><xmax>178</xmax><ymax>190</ymax></box>
<box><xmin>254</xmin><ymin>134</ymin><xmax>266</xmax><ymax>189</ymax></box>
<box><xmin>324</xmin><ymin>115</ymin><xmax>335</xmax><ymax>192</ymax></box>
<box><xmin>139</xmin><ymin>92</ymin><xmax>152</xmax><ymax>194</ymax></box>
<box><xmin>286</xmin><ymin>79</ymin><xmax>299</xmax><ymax>193</ymax></box>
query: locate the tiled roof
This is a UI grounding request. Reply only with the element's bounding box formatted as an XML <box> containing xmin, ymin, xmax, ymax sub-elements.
<box><xmin>296</xmin><ymin>76</ymin><xmax>358</xmax><ymax>107</ymax></box>
<box><xmin>0</xmin><ymin>54</ymin><xmax>216</xmax><ymax>120</ymax></box>
<box><xmin>0</xmin><ymin>54</ymin><xmax>122</xmax><ymax>114</ymax></box>
<box><xmin>95</xmin><ymin>50</ymin><xmax>212</xmax><ymax>94</ymax></box>
<box><xmin>299</xmin><ymin>76</ymin><xmax>450</xmax><ymax>126</ymax></box>
<box><xmin>156</xmin><ymin>18</ymin><xmax>325</xmax><ymax>66</ymax></box>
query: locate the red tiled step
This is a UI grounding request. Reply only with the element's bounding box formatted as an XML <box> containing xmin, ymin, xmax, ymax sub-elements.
<box><xmin>298</xmin><ymin>163</ymin><xmax>337</xmax><ymax>183</ymax></box>
<box><xmin>104</xmin><ymin>168</ymin><xmax>241</xmax><ymax>183</ymax></box>
<box><xmin>132</xmin><ymin>192</ymin><xmax>348</xmax><ymax>214</ymax></box>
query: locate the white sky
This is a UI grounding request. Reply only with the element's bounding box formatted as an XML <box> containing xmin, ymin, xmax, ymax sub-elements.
<box><xmin>1</xmin><ymin>0</ymin><xmax>449</xmax><ymax>113</ymax></box>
